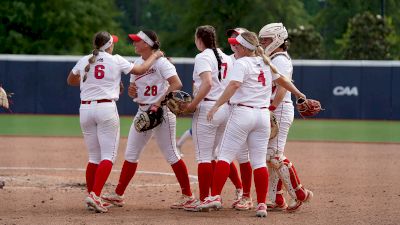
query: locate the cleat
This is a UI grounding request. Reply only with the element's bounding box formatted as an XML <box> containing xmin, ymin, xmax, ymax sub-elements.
<box><xmin>235</xmin><ymin>197</ymin><xmax>253</xmax><ymax>211</ymax></box>
<box><xmin>255</xmin><ymin>203</ymin><xmax>268</xmax><ymax>217</ymax></box>
<box><xmin>183</xmin><ymin>199</ymin><xmax>209</xmax><ymax>212</ymax></box>
<box><xmin>286</xmin><ymin>189</ymin><xmax>313</xmax><ymax>212</ymax></box>
<box><xmin>198</xmin><ymin>195</ymin><xmax>222</xmax><ymax>210</ymax></box>
<box><xmin>231</xmin><ymin>188</ymin><xmax>243</xmax><ymax>208</ymax></box>
<box><xmin>85</xmin><ymin>192</ymin><xmax>108</xmax><ymax>213</ymax></box>
<box><xmin>171</xmin><ymin>194</ymin><xmax>196</xmax><ymax>209</ymax></box>
<box><xmin>102</xmin><ymin>192</ymin><xmax>125</xmax><ymax>207</ymax></box>
<box><xmin>266</xmin><ymin>200</ymin><xmax>287</xmax><ymax>211</ymax></box>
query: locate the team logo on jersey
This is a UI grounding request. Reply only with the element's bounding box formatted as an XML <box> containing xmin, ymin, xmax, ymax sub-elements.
<box><xmin>97</xmin><ymin>58</ymin><xmax>104</xmax><ymax>62</ymax></box>
<box><xmin>135</xmin><ymin>68</ymin><xmax>157</xmax><ymax>81</ymax></box>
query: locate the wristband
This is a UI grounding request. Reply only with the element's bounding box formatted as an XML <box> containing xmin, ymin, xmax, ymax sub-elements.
<box><xmin>268</xmin><ymin>105</ymin><xmax>276</xmax><ymax>111</ymax></box>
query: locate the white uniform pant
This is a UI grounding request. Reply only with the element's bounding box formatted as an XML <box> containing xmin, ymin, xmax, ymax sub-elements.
<box><xmin>218</xmin><ymin>106</ymin><xmax>270</xmax><ymax>170</ymax></box>
<box><xmin>80</xmin><ymin>101</ymin><xmax>120</xmax><ymax>164</ymax></box>
<box><xmin>192</xmin><ymin>101</ymin><xmax>229</xmax><ymax>163</ymax></box>
<box><xmin>125</xmin><ymin>105</ymin><xmax>181</xmax><ymax>165</ymax></box>
<box><xmin>267</xmin><ymin>102</ymin><xmax>294</xmax><ymax>159</ymax></box>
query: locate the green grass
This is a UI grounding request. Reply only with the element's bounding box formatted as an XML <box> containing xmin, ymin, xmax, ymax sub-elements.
<box><xmin>1</xmin><ymin>114</ymin><xmax>399</xmax><ymax>143</ymax></box>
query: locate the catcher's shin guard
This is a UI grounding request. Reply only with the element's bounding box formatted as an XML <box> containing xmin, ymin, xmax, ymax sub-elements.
<box><xmin>267</xmin><ymin>162</ymin><xmax>280</xmax><ymax>203</ymax></box>
<box><xmin>271</xmin><ymin>156</ymin><xmax>309</xmax><ymax>202</ymax></box>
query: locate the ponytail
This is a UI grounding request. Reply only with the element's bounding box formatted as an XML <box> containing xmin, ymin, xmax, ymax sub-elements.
<box><xmin>255</xmin><ymin>46</ymin><xmax>279</xmax><ymax>74</ymax></box>
<box><xmin>84</xmin><ymin>49</ymin><xmax>100</xmax><ymax>73</ymax></box>
<box><xmin>212</xmin><ymin>48</ymin><xmax>222</xmax><ymax>81</ymax></box>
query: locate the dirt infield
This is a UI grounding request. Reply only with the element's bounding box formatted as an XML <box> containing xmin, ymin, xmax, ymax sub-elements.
<box><xmin>0</xmin><ymin>136</ymin><xmax>399</xmax><ymax>225</ymax></box>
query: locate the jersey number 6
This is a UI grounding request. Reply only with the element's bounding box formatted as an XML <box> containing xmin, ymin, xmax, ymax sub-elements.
<box><xmin>95</xmin><ymin>65</ymin><xmax>105</xmax><ymax>79</ymax></box>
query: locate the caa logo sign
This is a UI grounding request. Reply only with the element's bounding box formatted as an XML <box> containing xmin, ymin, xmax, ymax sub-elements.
<box><xmin>333</xmin><ymin>86</ymin><xmax>358</xmax><ymax>96</ymax></box>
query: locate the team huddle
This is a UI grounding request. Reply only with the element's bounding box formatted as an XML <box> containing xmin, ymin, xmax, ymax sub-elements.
<box><xmin>67</xmin><ymin>22</ymin><xmax>317</xmax><ymax>218</ymax></box>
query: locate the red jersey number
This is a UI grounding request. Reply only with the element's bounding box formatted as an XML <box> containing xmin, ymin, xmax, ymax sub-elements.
<box><xmin>144</xmin><ymin>85</ymin><xmax>158</xmax><ymax>96</ymax></box>
<box><xmin>221</xmin><ymin>63</ymin><xmax>228</xmax><ymax>79</ymax></box>
<box><xmin>94</xmin><ymin>65</ymin><xmax>105</xmax><ymax>79</ymax></box>
<box><xmin>258</xmin><ymin>70</ymin><xmax>266</xmax><ymax>86</ymax></box>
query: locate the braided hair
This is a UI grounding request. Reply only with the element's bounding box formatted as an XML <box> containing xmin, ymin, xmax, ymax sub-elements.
<box><xmin>196</xmin><ymin>25</ymin><xmax>222</xmax><ymax>81</ymax></box>
<box><xmin>83</xmin><ymin>31</ymin><xmax>111</xmax><ymax>81</ymax></box>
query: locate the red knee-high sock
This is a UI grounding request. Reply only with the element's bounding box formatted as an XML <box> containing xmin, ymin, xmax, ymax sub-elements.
<box><xmin>275</xmin><ymin>179</ymin><xmax>285</xmax><ymax>206</ymax></box>
<box><xmin>115</xmin><ymin>160</ymin><xmax>138</xmax><ymax>196</ymax></box>
<box><xmin>86</xmin><ymin>162</ymin><xmax>98</xmax><ymax>193</ymax></box>
<box><xmin>210</xmin><ymin>160</ymin><xmax>216</xmax><ymax>187</ymax></box>
<box><xmin>229</xmin><ymin>163</ymin><xmax>243</xmax><ymax>189</ymax></box>
<box><xmin>210</xmin><ymin>161</ymin><xmax>230</xmax><ymax>196</ymax></box>
<box><xmin>92</xmin><ymin>160</ymin><xmax>113</xmax><ymax>196</ymax></box>
<box><xmin>198</xmin><ymin>163</ymin><xmax>213</xmax><ymax>201</ymax></box>
<box><xmin>171</xmin><ymin>159</ymin><xmax>192</xmax><ymax>196</ymax></box>
<box><xmin>239</xmin><ymin>162</ymin><xmax>252</xmax><ymax>198</ymax></box>
<box><xmin>253</xmin><ymin>167</ymin><xmax>268</xmax><ymax>204</ymax></box>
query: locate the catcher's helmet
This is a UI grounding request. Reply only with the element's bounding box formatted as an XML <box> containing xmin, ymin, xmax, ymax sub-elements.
<box><xmin>258</xmin><ymin>23</ymin><xmax>288</xmax><ymax>55</ymax></box>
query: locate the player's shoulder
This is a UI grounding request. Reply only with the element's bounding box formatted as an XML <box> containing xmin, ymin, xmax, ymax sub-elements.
<box><xmin>271</xmin><ymin>52</ymin><xmax>291</xmax><ymax>63</ymax></box>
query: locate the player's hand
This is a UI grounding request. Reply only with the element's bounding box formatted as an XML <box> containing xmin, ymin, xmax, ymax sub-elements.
<box><xmin>182</xmin><ymin>102</ymin><xmax>196</xmax><ymax>114</ymax></box>
<box><xmin>295</xmin><ymin>93</ymin><xmax>306</xmax><ymax>101</ymax></box>
<box><xmin>128</xmin><ymin>82</ymin><xmax>138</xmax><ymax>99</ymax></box>
<box><xmin>207</xmin><ymin>105</ymin><xmax>219</xmax><ymax>122</ymax></box>
<box><xmin>153</xmin><ymin>50</ymin><xmax>164</xmax><ymax>59</ymax></box>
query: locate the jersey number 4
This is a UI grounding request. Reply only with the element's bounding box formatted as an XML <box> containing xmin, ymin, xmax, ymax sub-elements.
<box><xmin>258</xmin><ymin>70</ymin><xmax>266</xmax><ymax>86</ymax></box>
<box><xmin>94</xmin><ymin>65</ymin><xmax>105</xmax><ymax>79</ymax></box>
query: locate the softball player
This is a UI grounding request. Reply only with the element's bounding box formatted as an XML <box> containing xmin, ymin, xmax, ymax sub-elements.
<box><xmin>259</xmin><ymin>23</ymin><xmax>313</xmax><ymax>212</ymax></box>
<box><xmin>101</xmin><ymin>30</ymin><xmax>195</xmax><ymax>209</ymax></box>
<box><xmin>67</xmin><ymin>31</ymin><xmax>163</xmax><ymax>213</ymax></box>
<box><xmin>199</xmin><ymin>31</ymin><xmax>305</xmax><ymax>218</ymax></box>
<box><xmin>181</xmin><ymin>25</ymin><xmax>243</xmax><ymax>211</ymax></box>
<box><xmin>225</xmin><ymin>27</ymin><xmax>254</xmax><ymax>210</ymax></box>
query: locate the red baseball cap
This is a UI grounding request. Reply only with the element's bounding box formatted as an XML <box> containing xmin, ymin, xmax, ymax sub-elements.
<box><xmin>111</xmin><ymin>35</ymin><xmax>119</xmax><ymax>43</ymax></box>
<box><xmin>128</xmin><ymin>31</ymin><xmax>155</xmax><ymax>46</ymax></box>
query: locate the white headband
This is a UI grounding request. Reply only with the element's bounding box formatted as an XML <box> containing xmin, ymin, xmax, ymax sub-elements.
<box><xmin>137</xmin><ymin>31</ymin><xmax>155</xmax><ymax>47</ymax></box>
<box><xmin>99</xmin><ymin>35</ymin><xmax>113</xmax><ymax>51</ymax></box>
<box><xmin>236</xmin><ymin>34</ymin><xmax>256</xmax><ymax>50</ymax></box>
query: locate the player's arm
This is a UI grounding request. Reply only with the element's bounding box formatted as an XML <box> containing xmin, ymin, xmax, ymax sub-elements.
<box><xmin>207</xmin><ymin>80</ymin><xmax>240</xmax><ymax>121</ymax></box>
<box><xmin>275</xmin><ymin>76</ymin><xmax>305</xmax><ymax>99</ymax></box>
<box><xmin>184</xmin><ymin>71</ymin><xmax>212</xmax><ymax>112</ymax></box>
<box><xmin>67</xmin><ymin>71</ymin><xmax>80</xmax><ymax>86</ymax></box>
<box><xmin>130</xmin><ymin>50</ymin><xmax>164</xmax><ymax>75</ymax></box>
<box><xmin>270</xmin><ymin>86</ymin><xmax>287</xmax><ymax>109</ymax></box>
<box><xmin>155</xmin><ymin>75</ymin><xmax>182</xmax><ymax>106</ymax></box>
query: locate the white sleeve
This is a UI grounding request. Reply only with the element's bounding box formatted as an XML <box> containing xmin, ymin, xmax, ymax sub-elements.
<box><xmin>272</xmin><ymin>56</ymin><xmax>292</xmax><ymax>79</ymax></box>
<box><xmin>228</xmin><ymin>60</ymin><xmax>246</xmax><ymax>83</ymax></box>
<box><xmin>271</xmin><ymin>68</ymin><xmax>280</xmax><ymax>81</ymax></box>
<box><xmin>71</xmin><ymin>56</ymin><xmax>89</xmax><ymax>75</ymax></box>
<box><xmin>194</xmin><ymin>54</ymin><xmax>212</xmax><ymax>76</ymax></box>
<box><xmin>115</xmin><ymin>54</ymin><xmax>134</xmax><ymax>75</ymax></box>
<box><xmin>159</xmin><ymin>58</ymin><xmax>177</xmax><ymax>80</ymax></box>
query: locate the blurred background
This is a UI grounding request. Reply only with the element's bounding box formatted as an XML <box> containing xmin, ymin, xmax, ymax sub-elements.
<box><xmin>1</xmin><ymin>0</ymin><xmax>399</xmax><ymax>59</ymax></box>
<box><xmin>0</xmin><ymin>0</ymin><xmax>399</xmax><ymax>141</ymax></box>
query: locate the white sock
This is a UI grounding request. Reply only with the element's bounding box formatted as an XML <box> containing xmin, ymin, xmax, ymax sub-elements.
<box><xmin>177</xmin><ymin>129</ymin><xmax>192</xmax><ymax>148</ymax></box>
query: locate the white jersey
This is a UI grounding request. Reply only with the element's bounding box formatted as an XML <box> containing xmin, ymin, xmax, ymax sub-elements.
<box><xmin>72</xmin><ymin>52</ymin><xmax>133</xmax><ymax>101</ymax></box>
<box><xmin>193</xmin><ymin>48</ymin><xmax>232</xmax><ymax>99</ymax></box>
<box><xmin>270</xmin><ymin>52</ymin><xmax>293</xmax><ymax>103</ymax></box>
<box><xmin>228</xmin><ymin>56</ymin><xmax>279</xmax><ymax>107</ymax></box>
<box><xmin>130</xmin><ymin>57</ymin><xmax>177</xmax><ymax>104</ymax></box>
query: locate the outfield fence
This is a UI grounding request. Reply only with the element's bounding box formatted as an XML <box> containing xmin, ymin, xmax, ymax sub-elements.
<box><xmin>1</xmin><ymin>55</ymin><xmax>399</xmax><ymax>120</ymax></box>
